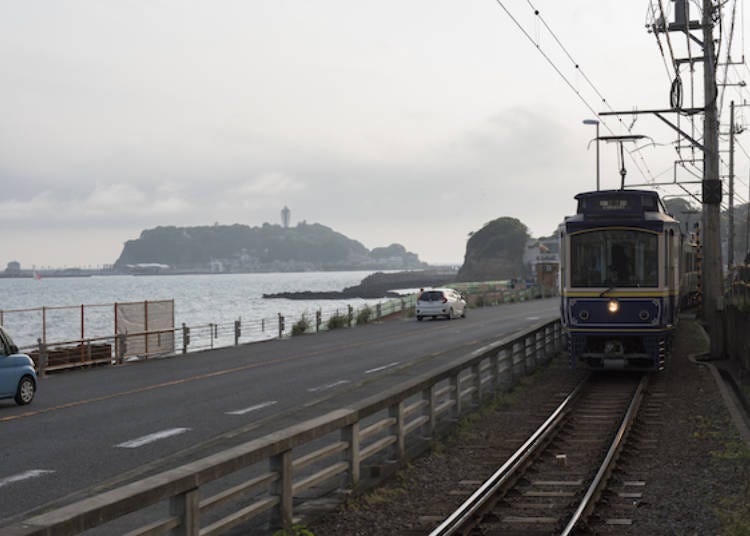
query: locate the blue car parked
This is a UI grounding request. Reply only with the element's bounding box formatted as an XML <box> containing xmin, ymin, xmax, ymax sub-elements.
<box><xmin>0</xmin><ymin>326</ymin><xmax>37</xmax><ymax>405</ymax></box>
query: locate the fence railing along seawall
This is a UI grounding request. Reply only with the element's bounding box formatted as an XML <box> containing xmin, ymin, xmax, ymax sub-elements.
<box><xmin>0</xmin><ymin>283</ymin><xmax>550</xmax><ymax>374</ymax></box>
<box><xmin>5</xmin><ymin>318</ymin><xmax>563</xmax><ymax>536</ymax></box>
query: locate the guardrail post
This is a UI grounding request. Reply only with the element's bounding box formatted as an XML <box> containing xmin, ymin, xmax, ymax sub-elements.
<box><xmin>116</xmin><ymin>333</ymin><xmax>127</xmax><ymax>364</ymax></box>
<box><xmin>278</xmin><ymin>314</ymin><xmax>285</xmax><ymax>338</ymax></box>
<box><xmin>451</xmin><ymin>373</ymin><xmax>461</xmax><ymax>419</ymax></box>
<box><xmin>37</xmin><ymin>338</ymin><xmax>47</xmax><ymax>375</ymax></box>
<box><xmin>342</xmin><ymin>423</ymin><xmax>360</xmax><ymax>486</ymax></box>
<box><xmin>376</xmin><ymin>304</ymin><xmax>382</xmax><ymax>321</ymax></box>
<box><xmin>422</xmin><ymin>385</ymin><xmax>436</xmax><ymax>439</ymax></box>
<box><xmin>347</xmin><ymin>305</ymin><xmax>353</xmax><ymax>327</ymax></box>
<box><xmin>499</xmin><ymin>346</ymin><xmax>513</xmax><ymax>391</ymax></box>
<box><xmin>489</xmin><ymin>352</ymin><xmax>499</xmax><ymax>391</ymax></box>
<box><xmin>390</xmin><ymin>402</ymin><xmax>405</xmax><ymax>462</ymax></box>
<box><xmin>471</xmin><ymin>362</ymin><xmax>481</xmax><ymax>405</ymax></box>
<box><xmin>169</xmin><ymin>487</ymin><xmax>199</xmax><ymax>536</ymax></box>
<box><xmin>270</xmin><ymin>450</ymin><xmax>293</xmax><ymax>532</ymax></box>
<box><xmin>234</xmin><ymin>319</ymin><xmax>241</xmax><ymax>345</ymax></box>
<box><xmin>209</xmin><ymin>323</ymin><xmax>215</xmax><ymax>349</ymax></box>
<box><xmin>316</xmin><ymin>310</ymin><xmax>321</xmax><ymax>333</ymax></box>
<box><xmin>524</xmin><ymin>335</ymin><xmax>533</xmax><ymax>373</ymax></box>
<box><xmin>182</xmin><ymin>324</ymin><xmax>189</xmax><ymax>354</ymax></box>
<box><xmin>515</xmin><ymin>341</ymin><xmax>526</xmax><ymax>377</ymax></box>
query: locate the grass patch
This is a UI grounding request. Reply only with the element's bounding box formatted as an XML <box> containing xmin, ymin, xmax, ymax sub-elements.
<box><xmin>272</xmin><ymin>524</ymin><xmax>315</xmax><ymax>536</ymax></box>
<box><xmin>711</xmin><ymin>440</ymin><xmax>750</xmax><ymax>461</ymax></box>
<box><xmin>356</xmin><ymin>306</ymin><xmax>372</xmax><ymax>325</ymax></box>
<box><xmin>291</xmin><ymin>315</ymin><xmax>311</xmax><ymax>336</ymax></box>
<box><xmin>717</xmin><ymin>493</ymin><xmax>750</xmax><ymax>536</ymax></box>
<box><xmin>690</xmin><ymin>413</ymin><xmax>750</xmax><ymax>535</ymax></box>
<box><xmin>326</xmin><ymin>313</ymin><xmax>348</xmax><ymax>330</ymax></box>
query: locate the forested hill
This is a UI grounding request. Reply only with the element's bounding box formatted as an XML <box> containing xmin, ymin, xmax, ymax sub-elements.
<box><xmin>113</xmin><ymin>222</ymin><xmax>427</xmax><ymax>272</ymax></box>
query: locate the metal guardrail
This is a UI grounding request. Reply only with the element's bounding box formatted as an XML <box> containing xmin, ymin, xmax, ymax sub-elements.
<box><xmin>19</xmin><ymin>296</ymin><xmax>421</xmax><ymax>374</ymax></box>
<box><xmin>6</xmin><ymin>318</ymin><xmax>563</xmax><ymax>536</ymax></box>
<box><xmin>18</xmin><ymin>287</ymin><xmax>550</xmax><ymax>375</ymax></box>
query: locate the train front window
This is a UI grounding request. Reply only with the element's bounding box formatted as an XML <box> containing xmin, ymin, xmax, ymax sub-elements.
<box><xmin>570</xmin><ymin>230</ymin><xmax>658</xmax><ymax>288</ymax></box>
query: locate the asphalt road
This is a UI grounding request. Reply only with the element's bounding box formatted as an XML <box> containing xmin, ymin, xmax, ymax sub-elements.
<box><xmin>0</xmin><ymin>298</ymin><xmax>559</xmax><ymax>525</ymax></box>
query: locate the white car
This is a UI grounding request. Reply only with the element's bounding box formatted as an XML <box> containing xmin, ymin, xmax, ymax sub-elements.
<box><xmin>416</xmin><ymin>288</ymin><xmax>467</xmax><ymax>321</ymax></box>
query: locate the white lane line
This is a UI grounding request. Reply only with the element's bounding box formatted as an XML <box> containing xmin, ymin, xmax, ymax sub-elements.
<box><xmin>0</xmin><ymin>470</ymin><xmax>55</xmax><ymax>489</ymax></box>
<box><xmin>526</xmin><ymin>316</ymin><xmax>541</xmax><ymax>320</ymax></box>
<box><xmin>115</xmin><ymin>428</ymin><xmax>191</xmax><ymax>449</ymax></box>
<box><xmin>308</xmin><ymin>380</ymin><xmax>350</xmax><ymax>393</ymax></box>
<box><xmin>226</xmin><ymin>400</ymin><xmax>278</xmax><ymax>416</ymax></box>
<box><xmin>365</xmin><ymin>362</ymin><xmax>401</xmax><ymax>374</ymax></box>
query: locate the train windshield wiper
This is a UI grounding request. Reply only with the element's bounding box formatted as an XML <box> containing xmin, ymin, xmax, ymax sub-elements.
<box><xmin>600</xmin><ymin>285</ymin><xmax>616</xmax><ymax>298</ymax></box>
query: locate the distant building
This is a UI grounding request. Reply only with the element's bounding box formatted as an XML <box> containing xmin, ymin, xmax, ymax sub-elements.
<box><xmin>5</xmin><ymin>261</ymin><xmax>21</xmax><ymax>275</ymax></box>
<box><xmin>281</xmin><ymin>206</ymin><xmax>291</xmax><ymax>229</ymax></box>
<box><xmin>523</xmin><ymin>236</ymin><xmax>560</xmax><ymax>274</ymax></box>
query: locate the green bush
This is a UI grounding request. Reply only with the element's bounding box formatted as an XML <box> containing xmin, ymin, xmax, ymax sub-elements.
<box><xmin>291</xmin><ymin>315</ymin><xmax>310</xmax><ymax>336</ymax></box>
<box><xmin>327</xmin><ymin>312</ymin><xmax>348</xmax><ymax>330</ymax></box>
<box><xmin>356</xmin><ymin>306</ymin><xmax>372</xmax><ymax>325</ymax></box>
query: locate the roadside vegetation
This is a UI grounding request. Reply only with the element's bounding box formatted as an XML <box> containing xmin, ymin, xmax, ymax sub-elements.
<box><xmin>272</xmin><ymin>525</ymin><xmax>315</xmax><ymax>536</ymax></box>
<box><xmin>291</xmin><ymin>315</ymin><xmax>311</xmax><ymax>336</ymax></box>
<box><xmin>326</xmin><ymin>312</ymin><xmax>348</xmax><ymax>330</ymax></box>
<box><xmin>356</xmin><ymin>306</ymin><xmax>372</xmax><ymax>325</ymax></box>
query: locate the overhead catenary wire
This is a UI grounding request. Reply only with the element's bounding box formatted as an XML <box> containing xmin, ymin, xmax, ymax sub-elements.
<box><xmin>493</xmin><ymin>0</ymin><xmax>655</xmax><ymax>184</ymax></box>
<box><xmin>524</xmin><ymin>1</ymin><xmax>660</xmax><ymax>182</ymax></box>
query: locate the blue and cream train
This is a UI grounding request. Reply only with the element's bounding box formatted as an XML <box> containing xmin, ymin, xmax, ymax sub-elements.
<box><xmin>560</xmin><ymin>189</ymin><xmax>698</xmax><ymax>371</ymax></box>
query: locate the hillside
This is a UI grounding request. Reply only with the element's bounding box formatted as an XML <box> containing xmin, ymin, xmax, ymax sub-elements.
<box><xmin>456</xmin><ymin>217</ymin><xmax>530</xmax><ymax>282</ymax></box>
<box><xmin>114</xmin><ymin>222</ymin><xmax>426</xmax><ymax>272</ymax></box>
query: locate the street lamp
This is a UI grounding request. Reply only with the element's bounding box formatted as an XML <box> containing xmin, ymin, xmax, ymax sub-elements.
<box><xmin>583</xmin><ymin>118</ymin><xmax>600</xmax><ymax>191</ymax></box>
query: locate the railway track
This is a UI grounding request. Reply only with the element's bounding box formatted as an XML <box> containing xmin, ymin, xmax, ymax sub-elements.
<box><xmin>430</xmin><ymin>372</ymin><xmax>649</xmax><ymax>536</ymax></box>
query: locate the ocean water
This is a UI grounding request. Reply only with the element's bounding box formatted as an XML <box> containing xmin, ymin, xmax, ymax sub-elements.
<box><xmin>0</xmin><ymin>271</ymin><xmax>405</xmax><ymax>350</ymax></box>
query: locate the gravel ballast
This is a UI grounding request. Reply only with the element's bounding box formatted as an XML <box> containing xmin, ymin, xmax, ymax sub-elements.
<box><xmin>306</xmin><ymin>318</ymin><xmax>750</xmax><ymax>535</ymax></box>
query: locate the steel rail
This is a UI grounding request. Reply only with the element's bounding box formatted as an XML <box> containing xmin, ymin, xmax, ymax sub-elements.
<box><xmin>428</xmin><ymin>374</ymin><xmax>591</xmax><ymax>536</ymax></box>
<box><xmin>561</xmin><ymin>373</ymin><xmax>650</xmax><ymax>535</ymax></box>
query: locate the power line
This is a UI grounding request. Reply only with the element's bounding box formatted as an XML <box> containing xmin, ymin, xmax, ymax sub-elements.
<box><xmin>492</xmin><ymin>1</ymin><xmax>656</xmax><ymax>184</ymax></box>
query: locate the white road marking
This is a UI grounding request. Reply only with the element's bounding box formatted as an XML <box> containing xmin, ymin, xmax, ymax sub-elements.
<box><xmin>365</xmin><ymin>362</ymin><xmax>401</xmax><ymax>374</ymax></box>
<box><xmin>115</xmin><ymin>428</ymin><xmax>191</xmax><ymax>449</ymax></box>
<box><xmin>308</xmin><ymin>380</ymin><xmax>350</xmax><ymax>392</ymax></box>
<box><xmin>226</xmin><ymin>400</ymin><xmax>278</xmax><ymax>416</ymax></box>
<box><xmin>526</xmin><ymin>316</ymin><xmax>541</xmax><ymax>320</ymax></box>
<box><xmin>0</xmin><ymin>470</ymin><xmax>55</xmax><ymax>489</ymax></box>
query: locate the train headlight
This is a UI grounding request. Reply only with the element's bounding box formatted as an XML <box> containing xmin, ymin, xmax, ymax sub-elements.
<box><xmin>607</xmin><ymin>299</ymin><xmax>619</xmax><ymax>314</ymax></box>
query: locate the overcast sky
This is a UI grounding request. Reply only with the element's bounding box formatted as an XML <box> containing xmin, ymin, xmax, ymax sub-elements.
<box><xmin>2</xmin><ymin>1</ymin><xmax>748</xmax><ymax>268</ymax></box>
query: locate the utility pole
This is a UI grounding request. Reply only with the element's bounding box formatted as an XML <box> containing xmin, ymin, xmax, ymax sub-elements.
<box><xmin>702</xmin><ymin>0</ymin><xmax>724</xmax><ymax>358</ymax></box>
<box><xmin>728</xmin><ymin>101</ymin><xmax>735</xmax><ymax>268</ymax></box>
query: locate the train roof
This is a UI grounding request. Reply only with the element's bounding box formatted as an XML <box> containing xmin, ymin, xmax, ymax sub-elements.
<box><xmin>565</xmin><ymin>189</ymin><xmax>678</xmax><ymax>225</ymax></box>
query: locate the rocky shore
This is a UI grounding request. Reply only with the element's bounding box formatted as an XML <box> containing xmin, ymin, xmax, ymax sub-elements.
<box><xmin>262</xmin><ymin>270</ymin><xmax>457</xmax><ymax>300</ymax></box>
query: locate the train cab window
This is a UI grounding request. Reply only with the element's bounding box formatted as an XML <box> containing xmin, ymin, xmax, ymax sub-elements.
<box><xmin>571</xmin><ymin>230</ymin><xmax>659</xmax><ymax>288</ymax></box>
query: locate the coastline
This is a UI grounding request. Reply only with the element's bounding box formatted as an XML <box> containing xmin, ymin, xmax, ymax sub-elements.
<box><xmin>263</xmin><ymin>270</ymin><xmax>457</xmax><ymax>300</ymax></box>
